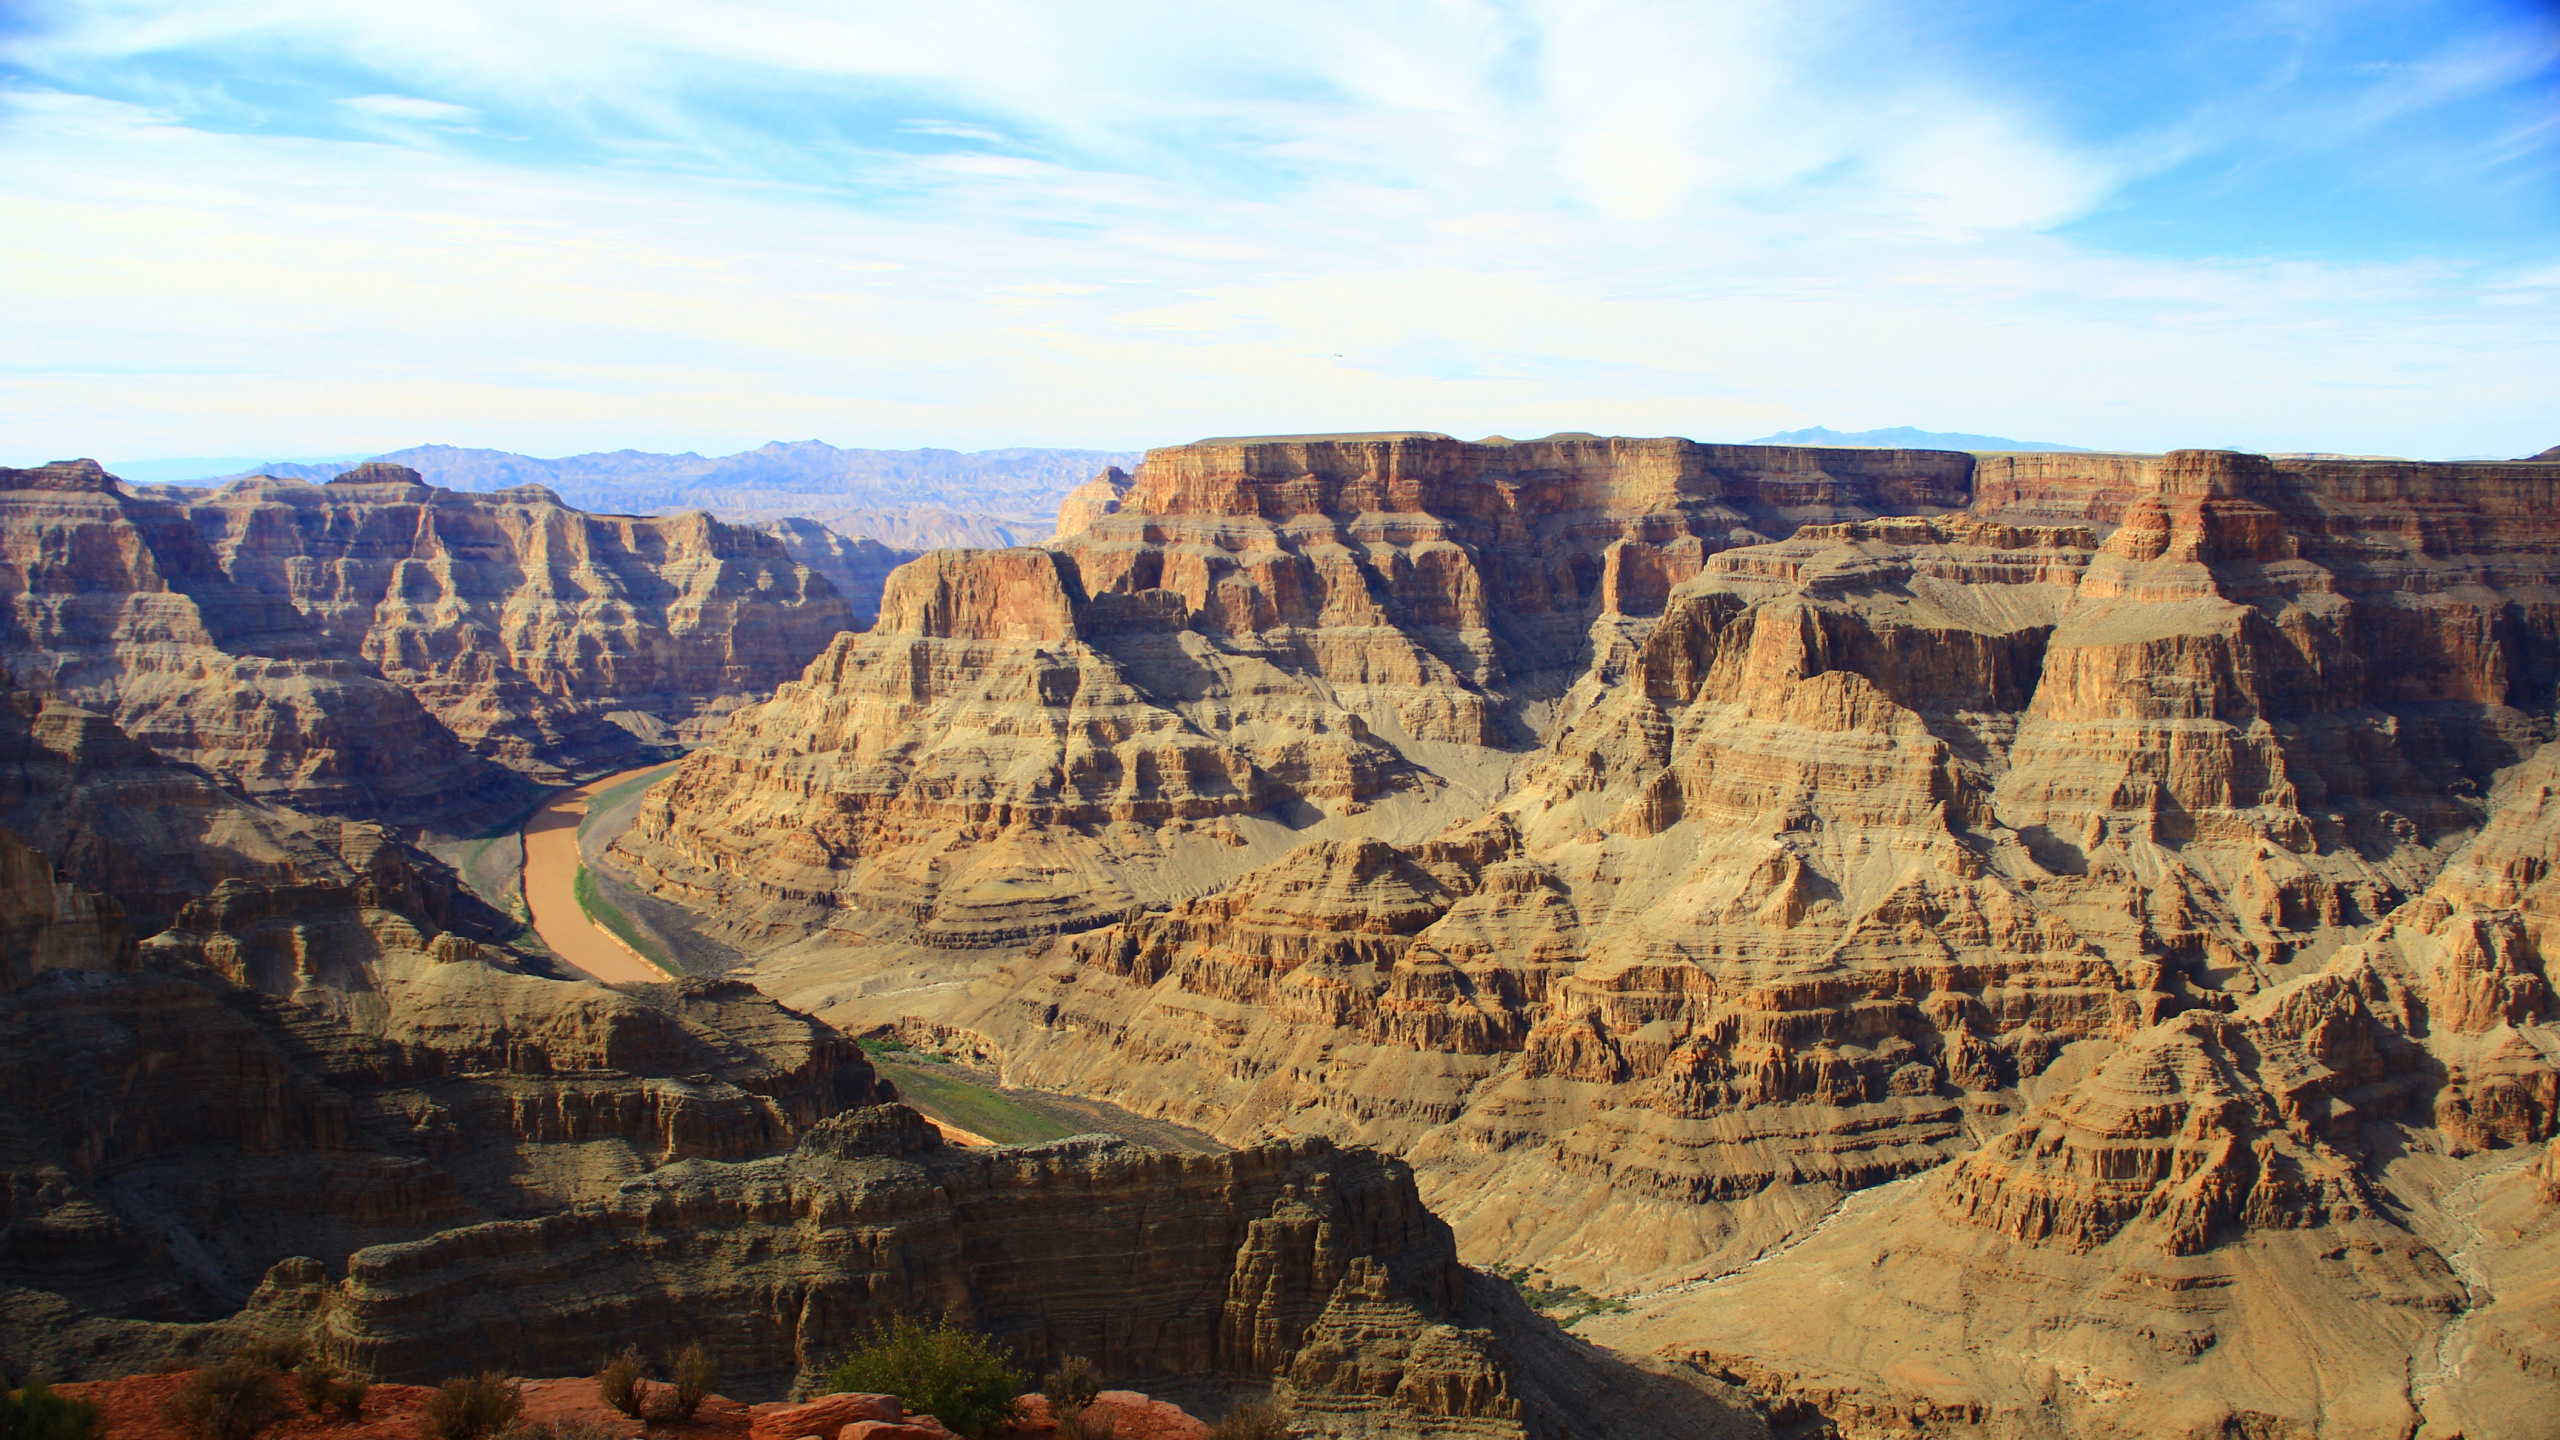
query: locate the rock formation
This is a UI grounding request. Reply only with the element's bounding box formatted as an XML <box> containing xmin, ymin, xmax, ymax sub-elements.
<box><xmin>0</xmin><ymin>460</ymin><xmax>514</xmax><ymax>821</ymax></box>
<box><xmin>619</xmin><ymin>434</ymin><xmax>2560</xmax><ymax>1434</ymax></box>
<box><xmin>0</xmin><ymin>709</ymin><xmax>1740</xmax><ymax>1438</ymax></box>
<box><xmin>183</xmin><ymin>466</ymin><xmax>852</xmax><ymax>777</ymax></box>
<box><xmin>1052</xmin><ymin>467</ymin><xmax>1132</xmax><ymax>538</ymax></box>
<box><xmin>0</xmin><ymin>458</ymin><xmax>852</xmax><ymax>822</ymax></box>
<box><xmin>753</xmin><ymin>517</ymin><xmax>913</xmax><ymax>629</ymax></box>
<box><xmin>209</xmin><ymin>440</ymin><xmax>1139</xmax><ymax>549</ymax></box>
<box><xmin>617</xmin><ymin>435</ymin><xmax>1973</xmax><ymax>943</ymax></box>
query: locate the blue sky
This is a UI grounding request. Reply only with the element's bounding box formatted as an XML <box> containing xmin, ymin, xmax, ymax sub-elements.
<box><xmin>3</xmin><ymin>0</ymin><xmax>2554</xmax><ymax>462</ymax></box>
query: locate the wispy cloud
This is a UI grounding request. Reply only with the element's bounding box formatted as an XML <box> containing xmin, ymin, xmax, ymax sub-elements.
<box><xmin>1</xmin><ymin>0</ymin><xmax>2553</xmax><ymax>461</ymax></box>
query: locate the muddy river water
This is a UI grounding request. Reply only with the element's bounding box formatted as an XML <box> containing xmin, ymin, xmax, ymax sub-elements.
<box><xmin>519</xmin><ymin>762</ymin><xmax>677</xmax><ymax>984</ymax></box>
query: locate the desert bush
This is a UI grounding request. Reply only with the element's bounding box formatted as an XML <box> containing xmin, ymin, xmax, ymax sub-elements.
<box><xmin>294</xmin><ymin>1362</ymin><xmax>368</xmax><ymax>1421</ymax></box>
<box><xmin>596</xmin><ymin>1348</ymin><xmax>646</xmax><ymax>1420</ymax></box>
<box><xmin>550</xmin><ymin>1419</ymin><xmax>623</xmax><ymax>1440</ymax></box>
<box><xmin>1041</xmin><ymin>1356</ymin><xmax>1100</xmax><ymax>1419</ymax></box>
<box><xmin>167</xmin><ymin>1360</ymin><xmax>290</xmax><ymax>1440</ymax></box>
<box><xmin>667</xmin><ymin>1344</ymin><xmax>718</xmax><ymax>1423</ymax></box>
<box><xmin>2</xmin><ymin>1377</ymin><xmax>103</xmax><ymax>1440</ymax></box>
<box><xmin>1206</xmin><ymin>1397</ymin><xmax>1290</xmax><ymax>1440</ymax></box>
<box><xmin>420</xmin><ymin>1373</ymin><xmax>522</xmax><ymax>1440</ymax></box>
<box><xmin>824</xmin><ymin>1316</ymin><xmax>1024</xmax><ymax>1440</ymax></box>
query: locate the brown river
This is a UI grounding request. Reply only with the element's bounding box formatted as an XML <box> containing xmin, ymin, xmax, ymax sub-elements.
<box><xmin>519</xmin><ymin>762</ymin><xmax>678</xmax><ymax>985</ymax></box>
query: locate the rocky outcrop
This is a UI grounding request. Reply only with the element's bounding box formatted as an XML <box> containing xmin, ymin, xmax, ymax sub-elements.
<box><xmin>0</xmin><ymin>811</ymin><xmax>902</xmax><ymax>1380</ymax></box>
<box><xmin>320</xmin><ymin>1131</ymin><xmax>1442</xmax><ymax>1390</ymax></box>
<box><xmin>316</xmin><ymin>1125</ymin><xmax>1755</xmax><ymax>1437</ymax></box>
<box><xmin>1052</xmin><ymin>467</ymin><xmax>1132</xmax><ymax>539</ymax></box>
<box><xmin>0</xmin><ymin>824</ymin><xmax>133</xmax><ymax>991</ymax></box>
<box><xmin>0</xmin><ymin>773</ymin><xmax>1746</xmax><ymax>1439</ymax></box>
<box><xmin>0</xmin><ymin>677</ymin><xmax>520</xmax><ymax>935</ymax></box>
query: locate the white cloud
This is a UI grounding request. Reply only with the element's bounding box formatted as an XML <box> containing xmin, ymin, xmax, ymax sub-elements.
<box><xmin>0</xmin><ymin>2</ymin><xmax>2551</xmax><ymax>462</ymax></box>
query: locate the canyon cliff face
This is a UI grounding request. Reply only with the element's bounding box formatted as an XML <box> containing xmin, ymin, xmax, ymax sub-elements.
<box><xmin>0</xmin><ymin>688</ymin><xmax>1730</xmax><ymax>1439</ymax></box>
<box><xmin>182</xmin><ymin>464</ymin><xmax>854</xmax><ymax>779</ymax></box>
<box><xmin>622</xmin><ymin>435</ymin><xmax>2560</xmax><ymax>1436</ymax></box>
<box><xmin>0</xmin><ymin>459</ymin><xmax>852</xmax><ymax>821</ymax></box>
<box><xmin>616</xmin><ymin>435</ymin><xmax>1971</xmax><ymax>943</ymax></box>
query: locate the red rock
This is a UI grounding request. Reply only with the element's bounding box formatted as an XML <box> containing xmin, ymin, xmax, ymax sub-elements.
<box><xmin>838</xmin><ymin>1423</ymin><xmax>953</xmax><ymax>1440</ymax></box>
<box><xmin>1003</xmin><ymin>1393</ymin><xmax>1206</xmax><ymax>1440</ymax></box>
<box><xmin>749</xmin><ymin>1393</ymin><xmax>902</xmax><ymax>1440</ymax></box>
<box><xmin>1087</xmin><ymin>1392</ymin><xmax>1209</xmax><ymax>1440</ymax></box>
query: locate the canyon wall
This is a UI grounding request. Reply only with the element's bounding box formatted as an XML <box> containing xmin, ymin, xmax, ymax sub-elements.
<box><xmin>0</xmin><ymin>459</ymin><xmax>854</xmax><ymax>822</ymax></box>
<box><xmin>0</xmin><ymin>686</ymin><xmax>1732</xmax><ymax>1438</ymax></box>
<box><xmin>622</xmin><ymin>435</ymin><xmax>2560</xmax><ymax>1435</ymax></box>
<box><xmin>183</xmin><ymin>465</ymin><xmax>854</xmax><ymax>779</ymax></box>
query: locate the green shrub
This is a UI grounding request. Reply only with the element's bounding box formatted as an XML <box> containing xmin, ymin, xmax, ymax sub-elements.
<box><xmin>1206</xmin><ymin>1397</ymin><xmax>1290</xmax><ymax>1440</ymax></box>
<box><xmin>1044</xmin><ymin>1357</ymin><xmax>1106</xmax><ymax>1440</ymax></box>
<box><xmin>166</xmin><ymin>1360</ymin><xmax>290</xmax><ymax>1440</ymax></box>
<box><xmin>668</xmin><ymin>1345</ymin><xmax>718</xmax><ymax>1423</ymax></box>
<box><xmin>1042</xmin><ymin>1355</ymin><xmax>1100</xmax><ymax>1419</ymax></box>
<box><xmin>596</xmin><ymin>1348</ymin><xmax>645</xmax><ymax>1420</ymax></box>
<box><xmin>420</xmin><ymin>1373</ymin><xmax>522</xmax><ymax>1440</ymax></box>
<box><xmin>2</xmin><ymin>1377</ymin><xmax>103</xmax><ymax>1440</ymax></box>
<box><xmin>824</xmin><ymin>1316</ymin><xmax>1024</xmax><ymax>1440</ymax></box>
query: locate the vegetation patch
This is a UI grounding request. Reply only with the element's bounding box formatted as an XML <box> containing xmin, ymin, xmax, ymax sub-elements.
<box><xmin>5</xmin><ymin>1376</ymin><xmax>102</xmax><ymax>1440</ymax></box>
<box><xmin>1492</xmin><ymin>1265</ymin><xmax>1630</xmax><ymax>1328</ymax></box>
<box><xmin>826</xmin><ymin>1315</ymin><xmax>1025</xmax><ymax>1440</ymax></box>
<box><xmin>859</xmin><ymin>1036</ymin><xmax>947</xmax><ymax>1062</ymax></box>
<box><xmin>572</xmin><ymin>865</ymin><xmax>676</xmax><ymax>970</ymax></box>
<box><xmin>874</xmin><ymin>1059</ymin><xmax>1079</xmax><ymax>1145</ymax></box>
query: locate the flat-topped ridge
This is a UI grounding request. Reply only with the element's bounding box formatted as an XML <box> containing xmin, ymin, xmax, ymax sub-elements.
<box><xmin>0</xmin><ymin>458</ymin><xmax>121</xmax><ymax>494</ymax></box>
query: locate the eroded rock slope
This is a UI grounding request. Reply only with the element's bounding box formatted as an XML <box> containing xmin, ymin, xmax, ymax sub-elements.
<box><xmin>623</xmin><ymin>434</ymin><xmax>2560</xmax><ymax>1435</ymax></box>
<box><xmin>0</xmin><ymin>690</ymin><xmax>1730</xmax><ymax>1439</ymax></box>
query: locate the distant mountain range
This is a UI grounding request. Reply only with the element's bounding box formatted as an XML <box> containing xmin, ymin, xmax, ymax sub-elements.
<box><xmin>153</xmin><ymin>441</ymin><xmax>1144</xmax><ymax>549</ymax></box>
<box><xmin>1747</xmin><ymin>425</ymin><xmax>2090</xmax><ymax>453</ymax></box>
<box><xmin>106</xmin><ymin>453</ymin><xmax>376</xmax><ymax>484</ymax></box>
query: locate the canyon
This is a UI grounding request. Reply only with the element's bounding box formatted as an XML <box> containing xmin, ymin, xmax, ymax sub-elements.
<box><xmin>6</xmin><ymin>435</ymin><xmax>2556</xmax><ymax>1438</ymax></box>
<box><xmin>0</xmin><ymin>459</ymin><xmax>851</xmax><ymax>822</ymax></box>
<box><xmin>0</xmin><ymin>665</ymin><xmax>1700</xmax><ymax>1437</ymax></box>
<box><xmin>616</xmin><ymin>433</ymin><xmax>2560</xmax><ymax>1437</ymax></box>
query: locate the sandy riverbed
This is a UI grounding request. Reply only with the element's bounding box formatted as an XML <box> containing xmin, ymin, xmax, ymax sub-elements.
<box><xmin>520</xmin><ymin>762</ymin><xmax>678</xmax><ymax>984</ymax></box>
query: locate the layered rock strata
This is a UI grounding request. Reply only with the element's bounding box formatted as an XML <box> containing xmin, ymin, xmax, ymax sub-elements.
<box><xmin>319</xmin><ymin>1120</ymin><xmax>1755</xmax><ymax>1436</ymax></box>
<box><xmin>618</xmin><ymin>435</ymin><xmax>1973</xmax><ymax>943</ymax></box>
<box><xmin>0</xmin><ymin>459</ymin><xmax>853</xmax><ymax>821</ymax></box>
<box><xmin>182</xmin><ymin>465</ymin><xmax>852</xmax><ymax>777</ymax></box>
<box><xmin>0</xmin><ymin>771</ymin><xmax>1743</xmax><ymax>1439</ymax></box>
<box><xmin>623</xmin><ymin>436</ymin><xmax>2560</xmax><ymax>1434</ymax></box>
<box><xmin>0</xmin><ymin>460</ymin><xmax>510</xmax><ymax>819</ymax></box>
